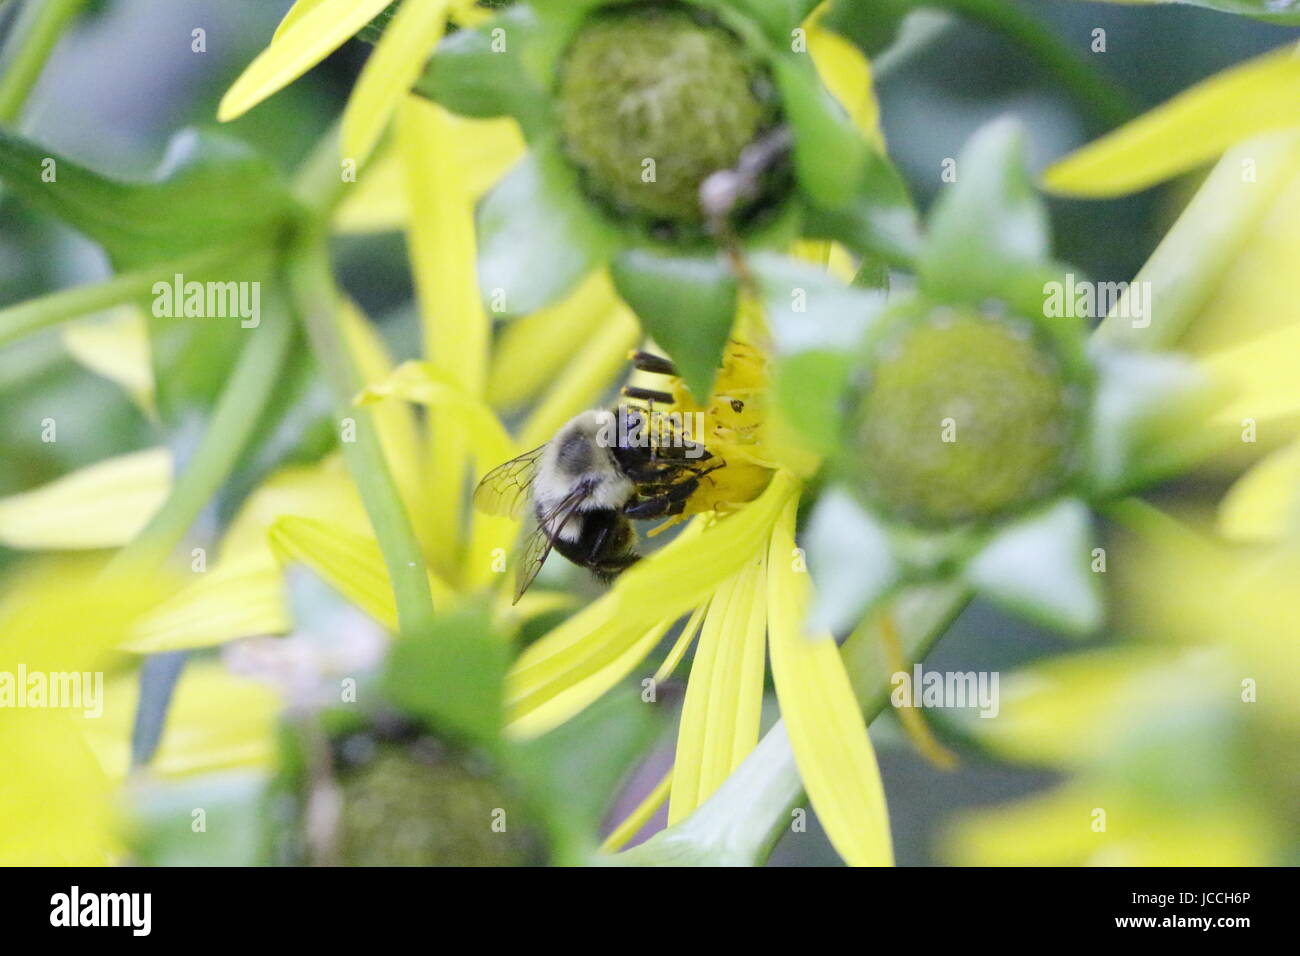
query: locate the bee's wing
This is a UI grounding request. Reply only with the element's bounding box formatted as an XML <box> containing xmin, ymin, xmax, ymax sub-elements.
<box><xmin>473</xmin><ymin>443</ymin><xmax>548</xmax><ymax>519</ymax></box>
<box><xmin>511</xmin><ymin>482</ymin><xmax>592</xmax><ymax>604</ymax></box>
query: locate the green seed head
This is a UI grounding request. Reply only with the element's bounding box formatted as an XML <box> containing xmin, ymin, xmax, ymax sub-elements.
<box><xmin>851</xmin><ymin>306</ymin><xmax>1086</xmax><ymax>527</ymax></box>
<box><xmin>556</xmin><ymin>5</ymin><xmax>774</xmax><ymax>225</ymax></box>
<box><xmin>334</xmin><ymin>738</ymin><xmax>545</xmax><ymax>867</ymax></box>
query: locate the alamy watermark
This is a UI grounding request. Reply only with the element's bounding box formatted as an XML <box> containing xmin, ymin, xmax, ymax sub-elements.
<box><xmin>152</xmin><ymin>273</ymin><xmax>260</xmax><ymax>328</ymax></box>
<box><xmin>1043</xmin><ymin>273</ymin><xmax>1151</xmax><ymax>328</ymax></box>
<box><xmin>594</xmin><ymin>408</ymin><xmax>707</xmax><ymax>459</ymax></box>
<box><xmin>0</xmin><ymin>665</ymin><xmax>103</xmax><ymax>718</ymax></box>
<box><xmin>891</xmin><ymin>664</ymin><xmax>999</xmax><ymax>718</ymax></box>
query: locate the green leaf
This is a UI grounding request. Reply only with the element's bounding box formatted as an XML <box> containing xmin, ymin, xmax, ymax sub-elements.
<box><xmin>821</xmin><ymin>0</ymin><xmax>913</xmax><ymax>56</ymax></box>
<box><xmin>511</xmin><ymin>686</ymin><xmax>659</xmax><ymax>859</ymax></box>
<box><xmin>919</xmin><ymin>116</ymin><xmax>1051</xmax><ymax>306</ymax></box>
<box><xmin>964</xmin><ymin>497</ymin><xmax>1102</xmax><ymax>635</ymax></box>
<box><xmin>771</xmin><ymin>55</ymin><xmax>871</xmax><ymax>210</ymax></box>
<box><xmin>804</xmin><ymin>146</ymin><xmax>921</xmax><ymax>266</ymax></box>
<box><xmin>382</xmin><ymin>603</ymin><xmax>510</xmax><ymax>749</ymax></box>
<box><xmin>805</xmin><ymin>486</ymin><xmax>899</xmax><ymax>634</ymax></box>
<box><xmin>0</xmin><ymin>127</ymin><xmax>295</xmax><ymax>269</ymax></box>
<box><xmin>477</xmin><ymin>137</ymin><xmax>620</xmax><ymax>317</ymax></box>
<box><xmin>609</xmin><ymin>248</ymin><xmax>738</xmax><ymax>400</ymax></box>
<box><xmin>413</xmin><ymin>9</ymin><xmax>553</xmax><ymax>137</ymax></box>
<box><xmin>772</xmin><ymin>349</ymin><xmax>852</xmax><ymax>456</ymax></box>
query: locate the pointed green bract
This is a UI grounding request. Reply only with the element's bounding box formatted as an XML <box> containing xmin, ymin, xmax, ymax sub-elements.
<box><xmin>919</xmin><ymin>117</ymin><xmax>1051</xmax><ymax>307</ymax></box>
<box><xmin>805</xmin><ymin>487</ymin><xmax>898</xmax><ymax>634</ymax></box>
<box><xmin>609</xmin><ymin>249</ymin><xmax>738</xmax><ymax>400</ymax></box>
<box><xmin>965</xmin><ymin>498</ymin><xmax>1102</xmax><ymax>635</ymax></box>
<box><xmin>383</xmin><ymin>603</ymin><xmax>510</xmax><ymax>750</ymax></box>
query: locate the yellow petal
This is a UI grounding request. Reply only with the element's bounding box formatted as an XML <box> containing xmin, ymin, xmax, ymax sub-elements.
<box><xmin>506</xmin><ymin>474</ymin><xmax>798</xmax><ymax>738</ymax></box>
<box><xmin>341</xmin><ymin>0</ymin><xmax>449</xmax><ymax>166</ymax></box>
<box><xmin>668</xmin><ymin>555</ymin><xmax>767</xmax><ymax>823</ymax></box>
<box><xmin>806</xmin><ymin>11</ymin><xmax>882</xmax><ymax>146</ymax></box>
<box><xmin>487</xmin><ymin>272</ymin><xmax>620</xmax><ymax>410</ymax></box>
<box><xmin>62</xmin><ymin>306</ymin><xmax>155</xmax><ymax>417</ymax></box>
<box><xmin>0</xmin><ymin>448</ymin><xmax>170</xmax><ymax>550</ymax></box>
<box><xmin>514</xmin><ymin>303</ymin><xmax>642</xmax><ymax>451</ymax></box>
<box><xmin>397</xmin><ymin>96</ymin><xmax>492</xmax><ymax>568</ymax></box>
<box><xmin>652</xmin><ymin>600</ymin><xmax>708</xmax><ymax>684</ymax></box>
<box><xmin>269</xmin><ymin>515</ymin><xmax>455</xmax><ymax>630</ymax></box>
<box><xmin>601</xmin><ymin>768</ymin><xmax>673</xmax><ymax>853</ymax></box>
<box><xmin>356</xmin><ymin>360</ymin><xmax>514</xmax><ymax>469</ymax></box>
<box><xmin>1218</xmin><ymin>439</ymin><xmax>1300</xmax><ymax>542</ymax></box>
<box><xmin>1201</xmin><ymin>319</ymin><xmax>1300</xmax><ymax>427</ymax></box>
<box><xmin>86</xmin><ymin>661</ymin><xmax>282</xmax><ymax>780</ymax></box>
<box><xmin>218</xmin><ymin>0</ymin><xmax>395</xmax><ymax>121</ymax></box>
<box><xmin>271</xmin><ymin>0</ymin><xmax>327</xmax><ymax>42</ymax></box>
<box><xmin>1044</xmin><ymin>44</ymin><xmax>1300</xmax><ymax>197</ymax></box>
<box><xmin>125</xmin><ymin>551</ymin><xmax>291</xmax><ymax>652</ymax></box>
<box><xmin>766</xmin><ymin>495</ymin><xmax>893</xmax><ymax>866</ymax></box>
<box><xmin>944</xmin><ymin>782</ymin><xmax>1273</xmax><ymax>866</ymax></box>
<box><xmin>334</xmin><ymin>145</ymin><xmax>410</xmax><ymax>233</ymax></box>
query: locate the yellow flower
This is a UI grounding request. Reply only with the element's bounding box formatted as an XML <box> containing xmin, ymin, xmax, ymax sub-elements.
<box><xmin>504</xmin><ymin>325</ymin><xmax>892</xmax><ymax>866</ymax></box>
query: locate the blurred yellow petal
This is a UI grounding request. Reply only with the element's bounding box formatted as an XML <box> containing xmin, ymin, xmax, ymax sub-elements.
<box><xmin>61</xmin><ymin>306</ymin><xmax>155</xmax><ymax>417</ymax></box>
<box><xmin>341</xmin><ymin>0</ymin><xmax>449</xmax><ymax>166</ymax></box>
<box><xmin>218</xmin><ymin>0</ymin><xmax>394</xmax><ymax>121</ymax></box>
<box><xmin>508</xmin><ymin>472</ymin><xmax>797</xmax><ymax>738</ymax></box>
<box><xmin>515</xmin><ymin>304</ymin><xmax>641</xmax><ymax>450</ymax></box>
<box><xmin>356</xmin><ymin>360</ymin><xmax>514</xmax><ymax>468</ymax></box>
<box><xmin>0</xmin><ymin>710</ymin><xmax>115</xmax><ymax>864</ymax></box>
<box><xmin>333</xmin><ymin>146</ymin><xmax>410</xmax><ymax>234</ymax></box>
<box><xmin>269</xmin><ymin>515</ymin><xmax>455</xmax><ymax>631</ymax></box>
<box><xmin>1201</xmin><ymin>319</ymin><xmax>1300</xmax><ymax>427</ymax></box>
<box><xmin>668</xmin><ymin>556</ymin><xmax>766</xmax><ymax>823</ymax></box>
<box><xmin>219</xmin><ymin>457</ymin><xmax>365</xmax><ymax>562</ymax></box>
<box><xmin>398</xmin><ymin>95</ymin><xmax>492</xmax><ymax>568</ymax></box>
<box><xmin>86</xmin><ymin>661</ymin><xmax>281</xmax><ymax>780</ymax></box>
<box><xmin>0</xmin><ymin>447</ymin><xmax>170</xmax><ymax>550</ymax></box>
<box><xmin>487</xmin><ymin>272</ymin><xmax>619</xmax><ymax>409</ymax></box>
<box><xmin>944</xmin><ymin>784</ymin><xmax>1273</xmax><ymax>866</ymax></box>
<box><xmin>125</xmin><ymin>551</ymin><xmax>290</xmax><ymax>652</ymax></box>
<box><xmin>1218</xmin><ymin>439</ymin><xmax>1300</xmax><ymax>542</ymax></box>
<box><xmin>1176</xmin><ymin>150</ymin><xmax>1300</xmax><ymax>356</ymax></box>
<box><xmin>806</xmin><ymin>12</ymin><xmax>882</xmax><ymax>146</ymax></box>
<box><xmin>1044</xmin><ymin>45</ymin><xmax>1300</xmax><ymax>197</ymax></box>
<box><xmin>967</xmin><ymin>647</ymin><xmax>1175</xmax><ymax>768</ymax></box>
<box><xmin>508</xmin><ymin>616</ymin><xmax>674</xmax><ymax>740</ymax></box>
<box><xmin>766</xmin><ymin>495</ymin><xmax>893</xmax><ymax>866</ymax></box>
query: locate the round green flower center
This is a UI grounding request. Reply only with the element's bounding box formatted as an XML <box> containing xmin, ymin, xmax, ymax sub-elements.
<box><xmin>334</xmin><ymin>740</ymin><xmax>545</xmax><ymax>867</ymax></box>
<box><xmin>852</xmin><ymin>308</ymin><xmax>1084</xmax><ymax>527</ymax></box>
<box><xmin>556</xmin><ymin>5</ymin><xmax>774</xmax><ymax>225</ymax></box>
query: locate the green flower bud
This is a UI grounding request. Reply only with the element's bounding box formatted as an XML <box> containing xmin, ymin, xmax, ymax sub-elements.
<box><xmin>851</xmin><ymin>305</ymin><xmax>1088</xmax><ymax>527</ymax></box>
<box><xmin>334</xmin><ymin>737</ymin><xmax>546</xmax><ymax>867</ymax></box>
<box><xmin>556</xmin><ymin>5</ymin><xmax>776</xmax><ymax>226</ymax></box>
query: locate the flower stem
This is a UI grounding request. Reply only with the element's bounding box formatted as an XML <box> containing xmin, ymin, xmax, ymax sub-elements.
<box><xmin>285</xmin><ymin>230</ymin><xmax>438</xmax><ymax>637</ymax></box>
<box><xmin>0</xmin><ymin>0</ymin><xmax>88</xmax><ymax>121</ymax></box>
<box><xmin>0</xmin><ymin>245</ymin><xmax>244</xmax><ymax>349</ymax></box>
<box><xmin>107</xmin><ymin>306</ymin><xmax>295</xmax><ymax>573</ymax></box>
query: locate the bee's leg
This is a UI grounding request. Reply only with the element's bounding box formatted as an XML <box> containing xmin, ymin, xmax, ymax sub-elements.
<box><xmin>624</xmin><ymin>477</ymin><xmax>699</xmax><ymax>520</ymax></box>
<box><xmin>630</xmin><ymin>351</ymin><xmax>677</xmax><ymax>376</ymax></box>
